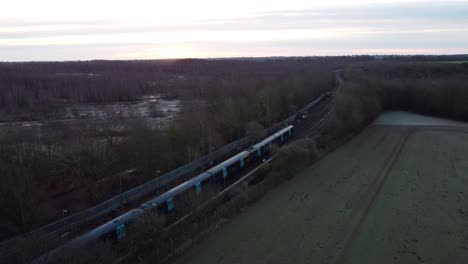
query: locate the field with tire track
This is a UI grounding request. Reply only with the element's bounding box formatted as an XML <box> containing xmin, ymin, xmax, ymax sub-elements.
<box><xmin>176</xmin><ymin>112</ymin><xmax>468</xmax><ymax>264</ymax></box>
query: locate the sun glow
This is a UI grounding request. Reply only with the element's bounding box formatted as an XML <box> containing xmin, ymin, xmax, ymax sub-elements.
<box><xmin>116</xmin><ymin>46</ymin><xmax>205</xmax><ymax>60</ymax></box>
<box><xmin>1</xmin><ymin>0</ymin><xmax>467</xmax><ymax>60</ymax></box>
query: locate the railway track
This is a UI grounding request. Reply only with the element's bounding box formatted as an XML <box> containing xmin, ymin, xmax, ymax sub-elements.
<box><xmin>165</xmin><ymin>70</ymin><xmax>345</xmax><ymax>243</ymax></box>
<box><xmin>113</xmin><ymin>70</ymin><xmax>345</xmax><ymax>263</ymax></box>
<box><xmin>295</xmin><ymin>99</ymin><xmax>334</xmax><ymax>138</ymax></box>
<box><xmin>4</xmin><ymin>70</ymin><xmax>345</xmax><ymax>262</ymax></box>
<box><xmin>0</xmin><ymin>135</ymin><xmax>254</xmax><ymax>258</ymax></box>
<box><xmin>295</xmin><ymin>69</ymin><xmax>344</xmax><ymax>139</ymax></box>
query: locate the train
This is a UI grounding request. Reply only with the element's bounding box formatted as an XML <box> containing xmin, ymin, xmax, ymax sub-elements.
<box><xmin>64</xmin><ymin>125</ymin><xmax>295</xmax><ymax>248</ymax></box>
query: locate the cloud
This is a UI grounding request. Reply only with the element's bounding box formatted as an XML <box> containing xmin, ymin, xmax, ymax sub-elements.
<box><xmin>1</xmin><ymin>1</ymin><xmax>468</xmax><ymax>60</ymax></box>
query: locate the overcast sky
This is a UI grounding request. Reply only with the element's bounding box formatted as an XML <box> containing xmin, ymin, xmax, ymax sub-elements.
<box><xmin>1</xmin><ymin>0</ymin><xmax>468</xmax><ymax>61</ymax></box>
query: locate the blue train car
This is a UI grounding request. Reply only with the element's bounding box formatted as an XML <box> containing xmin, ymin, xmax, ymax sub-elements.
<box><xmin>206</xmin><ymin>150</ymin><xmax>250</xmax><ymax>183</ymax></box>
<box><xmin>140</xmin><ymin>171</ymin><xmax>214</xmax><ymax>213</ymax></box>
<box><xmin>249</xmin><ymin>125</ymin><xmax>294</xmax><ymax>160</ymax></box>
<box><xmin>70</xmin><ymin>208</ymin><xmax>145</xmax><ymax>247</ymax></box>
<box><xmin>61</xmin><ymin>125</ymin><xmax>295</xmax><ymax>249</ymax></box>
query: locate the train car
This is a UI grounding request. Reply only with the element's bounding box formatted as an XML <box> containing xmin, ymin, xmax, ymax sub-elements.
<box><xmin>248</xmin><ymin>125</ymin><xmax>294</xmax><ymax>161</ymax></box>
<box><xmin>249</xmin><ymin>125</ymin><xmax>294</xmax><ymax>159</ymax></box>
<box><xmin>53</xmin><ymin>125</ymin><xmax>295</xmax><ymax>256</ymax></box>
<box><xmin>70</xmin><ymin>208</ymin><xmax>145</xmax><ymax>246</ymax></box>
<box><xmin>140</xmin><ymin>171</ymin><xmax>214</xmax><ymax>213</ymax></box>
<box><xmin>34</xmin><ymin>209</ymin><xmax>145</xmax><ymax>263</ymax></box>
<box><xmin>282</xmin><ymin>125</ymin><xmax>294</xmax><ymax>142</ymax></box>
<box><xmin>206</xmin><ymin>150</ymin><xmax>250</xmax><ymax>184</ymax></box>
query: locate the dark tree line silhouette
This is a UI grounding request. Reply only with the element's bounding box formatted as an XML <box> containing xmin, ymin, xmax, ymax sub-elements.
<box><xmin>335</xmin><ymin>61</ymin><xmax>468</xmax><ymax>134</ymax></box>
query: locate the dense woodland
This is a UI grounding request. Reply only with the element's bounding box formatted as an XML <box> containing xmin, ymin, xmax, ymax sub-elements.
<box><xmin>121</xmin><ymin>60</ymin><xmax>468</xmax><ymax>264</ymax></box>
<box><xmin>335</xmin><ymin>62</ymin><xmax>468</xmax><ymax>134</ymax></box>
<box><xmin>0</xmin><ymin>58</ymin><xmax>340</xmax><ymax>239</ymax></box>
<box><xmin>1</xmin><ymin>56</ymin><xmax>467</xmax><ymax>245</ymax></box>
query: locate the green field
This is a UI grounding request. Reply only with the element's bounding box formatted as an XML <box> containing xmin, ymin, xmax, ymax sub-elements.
<box><xmin>176</xmin><ymin>113</ymin><xmax>468</xmax><ymax>264</ymax></box>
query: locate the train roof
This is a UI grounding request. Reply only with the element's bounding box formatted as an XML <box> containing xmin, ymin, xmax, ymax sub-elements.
<box><xmin>140</xmin><ymin>126</ymin><xmax>292</xmax><ymax>210</ymax></box>
<box><xmin>140</xmin><ymin>171</ymin><xmax>213</xmax><ymax>209</ymax></box>
<box><xmin>141</xmin><ymin>150</ymin><xmax>251</xmax><ymax>210</ymax></box>
<box><xmin>206</xmin><ymin>150</ymin><xmax>250</xmax><ymax>174</ymax></box>
<box><xmin>64</xmin><ymin>124</ymin><xmax>298</xmax><ymax>254</ymax></box>
<box><xmin>252</xmin><ymin>125</ymin><xmax>293</xmax><ymax>150</ymax></box>
<box><xmin>217</xmin><ymin>150</ymin><xmax>250</xmax><ymax>168</ymax></box>
<box><xmin>71</xmin><ymin>208</ymin><xmax>145</xmax><ymax>246</ymax></box>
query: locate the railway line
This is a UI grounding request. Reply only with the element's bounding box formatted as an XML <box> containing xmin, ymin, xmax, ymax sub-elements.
<box><xmin>3</xmin><ymin>70</ymin><xmax>344</xmax><ymax>262</ymax></box>
<box><xmin>173</xmin><ymin>70</ymin><xmax>345</xmax><ymax>229</ymax></box>
<box><xmin>295</xmin><ymin>70</ymin><xmax>344</xmax><ymax>139</ymax></box>
<box><xmin>171</xmin><ymin>71</ymin><xmax>468</xmax><ymax>264</ymax></box>
<box><xmin>111</xmin><ymin>70</ymin><xmax>344</xmax><ymax>263</ymax></box>
<box><xmin>294</xmin><ymin>98</ymin><xmax>333</xmax><ymax>138</ymax></box>
<box><xmin>0</xmin><ymin>124</ymin><xmax>255</xmax><ymax>258</ymax></box>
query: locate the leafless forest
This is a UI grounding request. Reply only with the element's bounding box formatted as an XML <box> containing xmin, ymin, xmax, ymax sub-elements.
<box><xmin>0</xmin><ymin>57</ymin><xmax>341</xmax><ymax>239</ymax></box>
<box><xmin>1</xmin><ymin>56</ymin><xmax>467</xmax><ymax>244</ymax></box>
<box><xmin>125</xmin><ymin>59</ymin><xmax>468</xmax><ymax>264</ymax></box>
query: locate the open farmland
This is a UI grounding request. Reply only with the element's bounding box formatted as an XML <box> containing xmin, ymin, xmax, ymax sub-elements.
<box><xmin>177</xmin><ymin>112</ymin><xmax>468</xmax><ymax>264</ymax></box>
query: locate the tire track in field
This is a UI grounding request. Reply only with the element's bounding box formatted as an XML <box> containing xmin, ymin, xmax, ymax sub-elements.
<box><xmin>319</xmin><ymin>128</ymin><xmax>412</xmax><ymax>264</ymax></box>
<box><xmin>334</xmin><ymin>128</ymin><xmax>413</xmax><ymax>264</ymax></box>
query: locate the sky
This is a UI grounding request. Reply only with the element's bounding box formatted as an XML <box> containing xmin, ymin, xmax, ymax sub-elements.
<box><xmin>1</xmin><ymin>0</ymin><xmax>468</xmax><ymax>61</ymax></box>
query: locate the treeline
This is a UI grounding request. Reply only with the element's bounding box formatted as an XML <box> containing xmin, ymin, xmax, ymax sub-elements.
<box><xmin>335</xmin><ymin>61</ymin><xmax>468</xmax><ymax>133</ymax></box>
<box><xmin>373</xmin><ymin>54</ymin><xmax>468</xmax><ymax>62</ymax></box>
<box><xmin>2</xmin><ymin>56</ymin><xmax>464</xmax><ymax>120</ymax></box>
<box><xmin>0</xmin><ymin>58</ymin><xmax>344</xmax><ymax>121</ymax></box>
